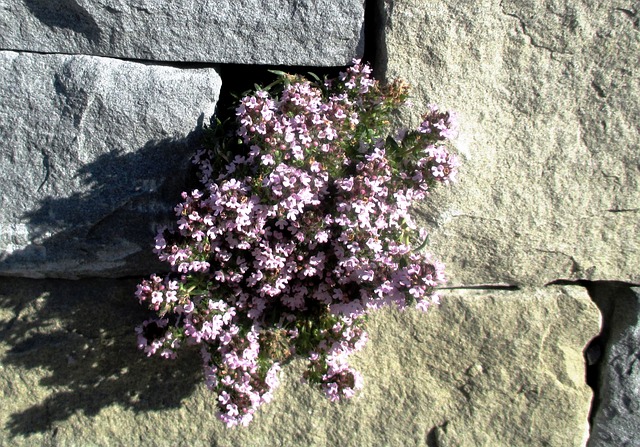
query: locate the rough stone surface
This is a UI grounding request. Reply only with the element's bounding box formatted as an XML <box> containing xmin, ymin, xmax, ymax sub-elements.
<box><xmin>378</xmin><ymin>0</ymin><xmax>640</xmax><ymax>286</ymax></box>
<box><xmin>0</xmin><ymin>0</ymin><xmax>364</xmax><ymax>65</ymax></box>
<box><xmin>0</xmin><ymin>51</ymin><xmax>220</xmax><ymax>278</ymax></box>
<box><xmin>588</xmin><ymin>284</ymin><xmax>640</xmax><ymax>447</ymax></box>
<box><xmin>0</xmin><ymin>280</ymin><xmax>599</xmax><ymax>446</ymax></box>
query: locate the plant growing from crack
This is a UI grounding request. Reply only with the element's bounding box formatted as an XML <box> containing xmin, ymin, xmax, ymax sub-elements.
<box><xmin>135</xmin><ymin>59</ymin><xmax>459</xmax><ymax>426</ymax></box>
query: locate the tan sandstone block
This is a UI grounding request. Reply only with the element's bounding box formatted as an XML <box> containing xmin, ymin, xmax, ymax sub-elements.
<box><xmin>378</xmin><ymin>0</ymin><xmax>640</xmax><ymax>286</ymax></box>
<box><xmin>0</xmin><ymin>279</ymin><xmax>599</xmax><ymax>446</ymax></box>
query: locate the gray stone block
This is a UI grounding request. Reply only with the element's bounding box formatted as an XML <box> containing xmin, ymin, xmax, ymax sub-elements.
<box><xmin>0</xmin><ymin>51</ymin><xmax>221</xmax><ymax>278</ymax></box>
<box><xmin>0</xmin><ymin>0</ymin><xmax>364</xmax><ymax>65</ymax></box>
<box><xmin>589</xmin><ymin>285</ymin><xmax>640</xmax><ymax>447</ymax></box>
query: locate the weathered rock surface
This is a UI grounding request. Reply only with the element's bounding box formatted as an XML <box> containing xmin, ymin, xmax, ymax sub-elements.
<box><xmin>0</xmin><ymin>51</ymin><xmax>220</xmax><ymax>278</ymax></box>
<box><xmin>0</xmin><ymin>280</ymin><xmax>599</xmax><ymax>446</ymax></box>
<box><xmin>588</xmin><ymin>284</ymin><xmax>640</xmax><ymax>447</ymax></box>
<box><xmin>378</xmin><ymin>0</ymin><xmax>640</xmax><ymax>286</ymax></box>
<box><xmin>0</xmin><ymin>0</ymin><xmax>364</xmax><ymax>65</ymax></box>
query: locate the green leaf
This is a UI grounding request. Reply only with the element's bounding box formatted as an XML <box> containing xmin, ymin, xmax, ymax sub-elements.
<box><xmin>386</xmin><ymin>135</ymin><xmax>400</xmax><ymax>153</ymax></box>
<box><xmin>267</xmin><ymin>69</ymin><xmax>288</xmax><ymax>77</ymax></box>
<box><xmin>307</xmin><ymin>71</ymin><xmax>321</xmax><ymax>83</ymax></box>
<box><xmin>412</xmin><ymin>234</ymin><xmax>430</xmax><ymax>252</ymax></box>
<box><xmin>262</xmin><ymin>78</ymin><xmax>282</xmax><ymax>92</ymax></box>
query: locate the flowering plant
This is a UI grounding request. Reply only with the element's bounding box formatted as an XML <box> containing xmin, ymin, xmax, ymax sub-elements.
<box><xmin>135</xmin><ymin>60</ymin><xmax>459</xmax><ymax>427</ymax></box>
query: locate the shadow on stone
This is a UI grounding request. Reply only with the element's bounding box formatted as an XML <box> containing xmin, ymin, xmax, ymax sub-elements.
<box><xmin>0</xmin><ymin>125</ymin><xmax>212</xmax><ymax>435</ymax></box>
<box><xmin>0</xmin><ymin>126</ymin><xmax>205</xmax><ymax>278</ymax></box>
<box><xmin>0</xmin><ymin>277</ymin><xmax>203</xmax><ymax>437</ymax></box>
<box><xmin>23</xmin><ymin>0</ymin><xmax>102</xmax><ymax>43</ymax></box>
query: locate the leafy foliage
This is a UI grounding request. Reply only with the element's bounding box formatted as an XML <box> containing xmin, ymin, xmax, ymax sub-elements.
<box><xmin>135</xmin><ymin>60</ymin><xmax>459</xmax><ymax>426</ymax></box>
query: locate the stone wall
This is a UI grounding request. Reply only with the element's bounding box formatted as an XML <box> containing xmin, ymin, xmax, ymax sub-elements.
<box><xmin>1</xmin><ymin>1</ymin><xmax>638</xmax><ymax>445</ymax></box>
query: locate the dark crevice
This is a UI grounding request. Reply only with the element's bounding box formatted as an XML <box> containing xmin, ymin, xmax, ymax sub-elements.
<box><xmin>547</xmin><ymin>279</ymin><xmax>640</xmax><ymax>287</ymax></box>
<box><xmin>0</xmin><ymin>48</ymin><xmax>221</xmax><ymax>70</ymax></box>
<box><xmin>607</xmin><ymin>208</ymin><xmax>640</xmax><ymax>213</ymax></box>
<box><xmin>441</xmin><ymin>284</ymin><xmax>521</xmax><ymax>291</ymax></box>
<box><xmin>546</xmin><ymin>279</ymin><xmax>640</xmax><ymax>438</ymax></box>
<box><xmin>591</xmin><ymin>81</ymin><xmax>607</xmax><ymax>98</ymax></box>
<box><xmin>426</xmin><ymin>421</ymin><xmax>449</xmax><ymax>447</ymax></box>
<box><xmin>614</xmin><ymin>7</ymin><xmax>640</xmax><ymax>29</ymax></box>
<box><xmin>551</xmin><ymin>279</ymin><xmax>603</xmax><ymax>430</ymax></box>
<box><xmin>366</xmin><ymin>0</ymin><xmax>388</xmax><ymax>79</ymax></box>
<box><xmin>363</xmin><ymin>0</ymin><xmax>382</xmax><ymax>68</ymax></box>
<box><xmin>546</xmin><ymin>279</ymin><xmax>590</xmax><ymax>287</ymax></box>
<box><xmin>214</xmin><ymin>64</ymin><xmax>344</xmax><ymax>124</ymax></box>
<box><xmin>582</xmin><ymin>281</ymin><xmax>639</xmax><ymax>439</ymax></box>
<box><xmin>585</xmin><ymin>334</ymin><xmax>605</xmax><ymax>427</ymax></box>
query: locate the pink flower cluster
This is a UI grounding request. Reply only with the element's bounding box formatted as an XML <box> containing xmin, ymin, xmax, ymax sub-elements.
<box><xmin>135</xmin><ymin>60</ymin><xmax>459</xmax><ymax>427</ymax></box>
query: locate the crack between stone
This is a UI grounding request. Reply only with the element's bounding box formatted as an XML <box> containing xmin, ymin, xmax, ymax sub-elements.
<box><xmin>0</xmin><ymin>48</ymin><xmax>221</xmax><ymax>70</ymax></box>
<box><xmin>614</xmin><ymin>7</ymin><xmax>640</xmax><ymax>29</ymax></box>
<box><xmin>498</xmin><ymin>1</ymin><xmax>573</xmax><ymax>56</ymax></box>
<box><xmin>363</xmin><ymin>0</ymin><xmax>381</xmax><ymax>65</ymax></box>
<box><xmin>545</xmin><ymin>279</ymin><xmax>602</xmax><ymax>438</ymax></box>
<box><xmin>366</xmin><ymin>0</ymin><xmax>389</xmax><ymax>78</ymax></box>
<box><xmin>37</xmin><ymin>150</ymin><xmax>51</xmax><ymax>192</ymax></box>
<box><xmin>536</xmin><ymin>248</ymin><xmax>582</xmax><ymax>275</ymax></box>
<box><xmin>451</xmin><ymin>214</ymin><xmax>504</xmax><ymax>225</ymax></box>
<box><xmin>548</xmin><ymin>279</ymin><xmax>640</xmax><ymax>288</ymax></box>
<box><xmin>607</xmin><ymin>208</ymin><xmax>640</xmax><ymax>213</ymax></box>
<box><xmin>441</xmin><ymin>284</ymin><xmax>521</xmax><ymax>291</ymax></box>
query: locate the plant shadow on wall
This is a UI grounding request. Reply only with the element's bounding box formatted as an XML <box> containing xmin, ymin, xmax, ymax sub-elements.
<box><xmin>2</xmin><ymin>124</ymin><xmax>207</xmax><ymax>277</ymax></box>
<box><xmin>0</xmin><ymin>64</ymin><xmax>346</xmax><ymax>436</ymax></box>
<box><xmin>0</xmin><ymin>130</ymin><xmax>208</xmax><ymax>437</ymax></box>
<box><xmin>23</xmin><ymin>0</ymin><xmax>102</xmax><ymax>43</ymax></box>
<box><xmin>0</xmin><ymin>278</ymin><xmax>203</xmax><ymax>436</ymax></box>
